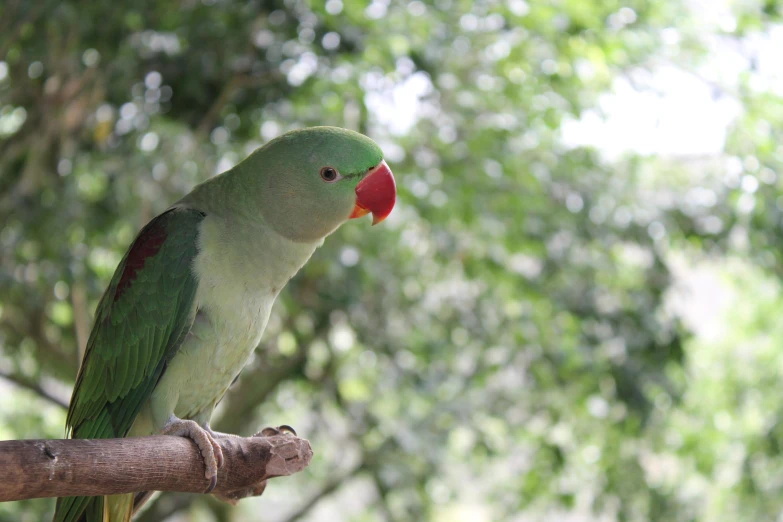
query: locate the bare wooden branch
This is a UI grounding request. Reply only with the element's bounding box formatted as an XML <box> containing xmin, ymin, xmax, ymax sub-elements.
<box><xmin>0</xmin><ymin>432</ymin><xmax>312</xmax><ymax>502</ymax></box>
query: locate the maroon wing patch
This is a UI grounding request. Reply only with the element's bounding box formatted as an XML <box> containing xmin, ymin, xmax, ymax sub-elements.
<box><xmin>114</xmin><ymin>218</ymin><xmax>168</xmax><ymax>301</ymax></box>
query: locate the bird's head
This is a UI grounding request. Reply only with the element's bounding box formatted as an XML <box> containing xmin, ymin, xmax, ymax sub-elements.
<box><xmin>249</xmin><ymin>126</ymin><xmax>396</xmax><ymax>243</ymax></box>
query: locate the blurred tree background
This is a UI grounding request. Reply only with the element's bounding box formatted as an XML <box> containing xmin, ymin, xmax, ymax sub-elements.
<box><xmin>2</xmin><ymin>0</ymin><xmax>783</xmax><ymax>520</ymax></box>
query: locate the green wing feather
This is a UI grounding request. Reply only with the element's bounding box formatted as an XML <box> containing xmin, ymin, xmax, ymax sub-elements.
<box><xmin>53</xmin><ymin>207</ymin><xmax>206</xmax><ymax>522</ymax></box>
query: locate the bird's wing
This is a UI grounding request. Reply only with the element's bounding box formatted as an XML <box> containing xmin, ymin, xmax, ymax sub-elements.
<box><xmin>53</xmin><ymin>207</ymin><xmax>205</xmax><ymax>522</ymax></box>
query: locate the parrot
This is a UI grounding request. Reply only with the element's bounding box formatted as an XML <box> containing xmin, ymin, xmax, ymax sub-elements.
<box><xmin>52</xmin><ymin>126</ymin><xmax>397</xmax><ymax>522</ymax></box>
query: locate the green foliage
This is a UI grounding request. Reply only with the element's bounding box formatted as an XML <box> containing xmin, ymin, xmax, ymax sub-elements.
<box><xmin>1</xmin><ymin>0</ymin><xmax>781</xmax><ymax>521</ymax></box>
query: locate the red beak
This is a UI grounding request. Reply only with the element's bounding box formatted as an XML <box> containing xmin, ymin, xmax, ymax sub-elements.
<box><xmin>349</xmin><ymin>160</ymin><xmax>396</xmax><ymax>225</ymax></box>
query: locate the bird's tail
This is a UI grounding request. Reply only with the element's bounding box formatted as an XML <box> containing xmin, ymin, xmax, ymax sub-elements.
<box><xmin>53</xmin><ymin>494</ymin><xmax>134</xmax><ymax>522</ymax></box>
<box><xmin>53</xmin><ymin>496</ymin><xmax>101</xmax><ymax>522</ymax></box>
<box><xmin>105</xmin><ymin>493</ymin><xmax>134</xmax><ymax>522</ymax></box>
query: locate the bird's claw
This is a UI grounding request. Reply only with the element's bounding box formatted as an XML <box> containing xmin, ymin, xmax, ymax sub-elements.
<box><xmin>207</xmin><ymin>474</ymin><xmax>218</xmax><ymax>494</ymax></box>
<box><xmin>255</xmin><ymin>424</ymin><xmax>297</xmax><ymax>438</ymax></box>
<box><xmin>278</xmin><ymin>424</ymin><xmax>297</xmax><ymax>436</ymax></box>
<box><xmin>214</xmin><ymin>425</ymin><xmax>310</xmax><ymax>505</ymax></box>
<box><xmin>161</xmin><ymin>416</ymin><xmax>224</xmax><ymax>493</ymax></box>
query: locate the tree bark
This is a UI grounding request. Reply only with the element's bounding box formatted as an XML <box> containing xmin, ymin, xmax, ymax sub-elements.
<box><xmin>0</xmin><ymin>432</ymin><xmax>312</xmax><ymax>502</ymax></box>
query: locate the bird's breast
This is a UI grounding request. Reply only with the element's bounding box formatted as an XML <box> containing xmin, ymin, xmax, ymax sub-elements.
<box><xmin>157</xmin><ymin>213</ymin><xmax>318</xmax><ymax>419</ymax></box>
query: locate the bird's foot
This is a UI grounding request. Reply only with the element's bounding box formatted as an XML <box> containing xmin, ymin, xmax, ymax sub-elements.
<box><xmin>204</xmin><ymin>423</ymin><xmax>296</xmax><ymax>439</ymax></box>
<box><xmin>212</xmin><ymin>424</ymin><xmax>299</xmax><ymax>505</ymax></box>
<box><xmin>161</xmin><ymin>415</ymin><xmax>223</xmax><ymax>493</ymax></box>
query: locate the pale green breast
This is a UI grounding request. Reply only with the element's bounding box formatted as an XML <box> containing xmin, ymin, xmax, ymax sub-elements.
<box><xmin>132</xmin><ymin>212</ymin><xmax>320</xmax><ymax>432</ymax></box>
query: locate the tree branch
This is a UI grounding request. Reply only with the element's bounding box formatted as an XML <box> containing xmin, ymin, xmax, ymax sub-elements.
<box><xmin>195</xmin><ymin>72</ymin><xmax>282</xmax><ymax>136</ymax></box>
<box><xmin>0</xmin><ymin>369</ymin><xmax>68</xmax><ymax>409</ymax></box>
<box><xmin>280</xmin><ymin>465</ymin><xmax>362</xmax><ymax>522</ymax></box>
<box><xmin>0</xmin><ymin>432</ymin><xmax>312</xmax><ymax>502</ymax></box>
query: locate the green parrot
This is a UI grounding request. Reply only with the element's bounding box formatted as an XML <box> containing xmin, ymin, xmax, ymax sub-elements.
<box><xmin>52</xmin><ymin>126</ymin><xmax>396</xmax><ymax>522</ymax></box>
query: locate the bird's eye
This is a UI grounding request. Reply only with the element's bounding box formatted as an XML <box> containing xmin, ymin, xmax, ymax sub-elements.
<box><xmin>320</xmin><ymin>167</ymin><xmax>340</xmax><ymax>182</ymax></box>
